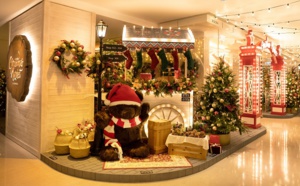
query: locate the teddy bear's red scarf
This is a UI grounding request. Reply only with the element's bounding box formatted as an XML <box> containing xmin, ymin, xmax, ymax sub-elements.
<box><xmin>103</xmin><ymin>116</ymin><xmax>141</xmax><ymax>147</ymax></box>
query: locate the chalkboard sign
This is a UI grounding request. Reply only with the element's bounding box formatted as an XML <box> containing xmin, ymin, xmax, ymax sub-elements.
<box><xmin>181</xmin><ymin>93</ymin><xmax>190</xmax><ymax>102</ymax></box>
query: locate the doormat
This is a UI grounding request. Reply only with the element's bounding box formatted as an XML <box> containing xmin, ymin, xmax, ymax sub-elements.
<box><xmin>103</xmin><ymin>154</ymin><xmax>191</xmax><ymax>169</ymax></box>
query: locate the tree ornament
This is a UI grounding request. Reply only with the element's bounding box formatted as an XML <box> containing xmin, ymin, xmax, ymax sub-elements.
<box><xmin>147</xmin><ymin>49</ymin><xmax>159</xmax><ymax>70</ymax></box>
<box><xmin>123</xmin><ymin>50</ymin><xmax>133</xmax><ymax>69</ymax></box>
<box><xmin>157</xmin><ymin>49</ymin><xmax>169</xmax><ymax>72</ymax></box>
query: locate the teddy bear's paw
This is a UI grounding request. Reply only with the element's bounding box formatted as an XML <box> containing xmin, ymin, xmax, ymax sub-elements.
<box><xmin>99</xmin><ymin>147</ymin><xmax>119</xmax><ymax>161</ymax></box>
<box><xmin>128</xmin><ymin>144</ymin><xmax>150</xmax><ymax>158</ymax></box>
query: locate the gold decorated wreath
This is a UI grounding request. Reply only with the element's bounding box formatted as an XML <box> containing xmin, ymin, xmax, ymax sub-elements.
<box><xmin>52</xmin><ymin>40</ymin><xmax>90</xmax><ymax>78</ymax></box>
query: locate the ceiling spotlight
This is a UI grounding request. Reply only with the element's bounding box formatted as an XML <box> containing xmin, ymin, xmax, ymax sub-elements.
<box><xmin>252</xmin><ymin>11</ymin><xmax>254</xmax><ymax>16</ymax></box>
<box><xmin>287</xmin><ymin>3</ymin><xmax>290</xmax><ymax>8</ymax></box>
<box><xmin>268</xmin><ymin>8</ymin><xmax>271</xmax><ymax>12</ymax></box>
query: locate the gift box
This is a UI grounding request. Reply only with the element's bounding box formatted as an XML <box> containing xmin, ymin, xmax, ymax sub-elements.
<box><xmin>209</xmin><ymin>134</ymin><xmax>220</xmax><ymax>144</ymax></box>
<box><xmin>210</xmin><ymin>143</ymin><xmax>222</xmax><ymax>154</ymax></box>
<box><xmin>140</xmin><ymin>73</ymin><xmax>152</xmax><ymax>81</ymax></box>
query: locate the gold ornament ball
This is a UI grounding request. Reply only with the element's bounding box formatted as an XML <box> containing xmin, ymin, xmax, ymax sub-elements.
<box><xmin>77</xmin><ymin>47</ymin><xmax>83</xmax><ymax>52</ymax></box>
<box><xmin>53</xmin><ymin>56</ymin><xmax>60</xmax><ymax>61</ymax></box>
<box><xmin>81</xmin><ymin>60</ymin><xmax>87</xmax><ymax>65</ymax></box>
<box><xmin>96</xmin><ymin>60</ymin><xmax>101</xmax><ymax>65</ymax></box>
<box><xmin>70</xmin><ymin>42</ymin><xmax>75</xmax><ymax>48</ymax></box>
<box><xmin>76</xmin><ymin>62</ymin><xmax>81</xmax><ymax>67</ymax></box>
<box><xmin>71</xmin><ymin>48</ymin><xmax>76</xmax><ymax>53</ymax></box>
<box><xmin>220</xmin><ymin>99</ymin><xmax>224</xmax><ymax>103</ymax></box>
<box><xmin>61</xmin><ymin>43</ymin><xmax>66</xmax><ymax>48</ymax></box>
<box><xmin>210</xmin><ymin>108</ymin><xmax>214</xmax><ymax>112</ymax></box>
<box><xmin>213</xmin><ymin>88</ymin><xmax>217</xmax><ymax>93</ymax></box>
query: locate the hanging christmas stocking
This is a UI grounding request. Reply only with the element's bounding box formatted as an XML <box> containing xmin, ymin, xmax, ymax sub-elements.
<box><xmin>136</xmin><ymin>49</ymin><xmax>143</xmax><ymax>69</ymax></box>
<box><xmin>157</xmin><ymin>49</ymin><xmax>169</xmax><ymax>72</ymax></box>
<box><xmin>147</xmin><ymin>49</ymin><xmax>159</xmax><ymax>70</ymax></box>
<box><xmin>172</xmin><ymin>49</ymin><xmax>179</xmax><ymax>70</ymax></box>
<box><xmin>184</xmin><ymin>49</ymin><xmax>194</xmax><ymax>70</ymax></box>
<box><xmin>123</xmin><ymin>50</ymin><xmax>133</xmax><ymax>69</ymax></box>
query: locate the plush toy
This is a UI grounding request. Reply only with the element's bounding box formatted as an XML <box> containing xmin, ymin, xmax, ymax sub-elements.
<box><xmin>94</xmin><ymin>83</ymin><xmax>150</xmax><ymax>161</ymax></box>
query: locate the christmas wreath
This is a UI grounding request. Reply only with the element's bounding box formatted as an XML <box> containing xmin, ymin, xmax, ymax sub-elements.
<box><xmin>52</xmin><ymin>40</ymin><xmax>90</xmax><ymax>78</ymax></box>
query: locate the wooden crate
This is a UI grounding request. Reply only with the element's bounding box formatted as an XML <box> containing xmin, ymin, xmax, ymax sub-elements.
<box><xmin>148</xmin><ymin>119</ymin><xmax>171</xmax><ymax>154</ymax></box>
<box><xmin>168</xmin><ymin>142</ymin><xmax>207</xmax><ymax>160</ymax></box>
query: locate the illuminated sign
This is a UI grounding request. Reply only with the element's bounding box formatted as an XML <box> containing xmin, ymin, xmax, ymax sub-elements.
<box><xmin>6</xmin><ymin>35</ymin><xmax>32</xmax><ymax>102</ymax></box>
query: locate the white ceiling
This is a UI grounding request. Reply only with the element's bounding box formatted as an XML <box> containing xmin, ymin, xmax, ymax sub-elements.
<box><xmin>1</xmin><ymin>0</ymin><xmax>300</xmax><ymax>63</ymax></box>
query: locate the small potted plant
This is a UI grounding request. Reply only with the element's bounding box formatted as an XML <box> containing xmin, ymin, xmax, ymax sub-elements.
<box><xmin>54</xmin><ymin>128</ymin><xmax>73</xmax><ymax>155</ymax></box>
<box><xmin>69</xmin><ymin>124</ymin><xmax>91</xmax><ymax>159</ymax></box>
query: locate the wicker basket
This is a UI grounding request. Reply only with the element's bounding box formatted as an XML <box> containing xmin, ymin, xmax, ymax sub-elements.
<box><xmin>69</xmin><ymin>138</ymin><xmax>91</xmax><ymax>158</ymax></box>
<box><xmin>148</xmin><ymin>119</ymin><xmax>171</xmax><ymax>154</ymax></box>
<box><xmin>54</xmin><ymin>134</ymin><xmax>73</xmax><ymax>155</ymax></box>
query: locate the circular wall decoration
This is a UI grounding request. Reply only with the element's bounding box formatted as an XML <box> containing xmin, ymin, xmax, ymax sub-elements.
<box><xmin>51</xmin><ymin>40</ymin><xmax>89</xmax><ymax>78</ymax></box>
<box><xmin>6</xmin><ymin>35</ymin><xmax>32</xmax><ymax>102</ymax></box>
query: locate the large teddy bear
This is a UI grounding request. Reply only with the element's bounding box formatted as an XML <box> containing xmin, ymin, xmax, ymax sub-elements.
<box><xmin>94</xmin><ymin>83</ymin><xmax>150</xmax><ymax>161</ymax></box>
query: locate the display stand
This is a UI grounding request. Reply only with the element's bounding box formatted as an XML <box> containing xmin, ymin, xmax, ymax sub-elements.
<box><xmin>239</xmin><ymin>44</ymin><xmax>262</xmax><ymax>129</ymax></box>
<box><xmin>270</xmin><ymin>45</ymin><xmax>286</xmax><ymax>115</ymax></box>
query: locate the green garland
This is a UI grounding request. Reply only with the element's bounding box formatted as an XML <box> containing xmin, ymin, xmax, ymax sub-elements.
<box><xmin>52</xmin><ymin>40</ymin><xmax>90</xmax><ymax>78</ymax></box>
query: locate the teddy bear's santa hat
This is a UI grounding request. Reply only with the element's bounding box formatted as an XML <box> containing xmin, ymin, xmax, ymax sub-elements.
<box><xmin>104</xmin><ymin>83</ymin><xmax>141</xmax><ymax>106</ymax></box>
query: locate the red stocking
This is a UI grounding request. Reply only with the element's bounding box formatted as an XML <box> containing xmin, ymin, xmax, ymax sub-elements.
<box><xmin>123</xmin><ymin>50</ymin><xmax>133</xmax><ymax>69</ymax></box>
<box><xmin>147</xmin><ymin>49</ymin><xmax>159</xmax><ymax>70</ymax></box>
<box><xmin>172</xmin><ymin>49</ymin><xmax>179</xmax><ymax>70</ymax></box>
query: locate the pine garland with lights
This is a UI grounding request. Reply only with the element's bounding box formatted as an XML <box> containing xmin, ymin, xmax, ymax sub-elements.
<box><xmin>196</xmin><ymin>58</ymin><xmax>245</xmax><ymax>135</ymax></box>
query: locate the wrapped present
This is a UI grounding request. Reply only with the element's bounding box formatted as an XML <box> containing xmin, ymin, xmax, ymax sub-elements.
<box><xmin>210</xmin><ymin>143</ymin><xmax>222</xmax><ymax>154</ymax></box>
<box><xmin>140</xmin><ymin>73</ymin><xmax>152</xmax><ymax>81</ymax></box>
<box><xmin>209</xmin><ymin>134</ymin><xmax>220</xmax><ymax>145</ymax></box>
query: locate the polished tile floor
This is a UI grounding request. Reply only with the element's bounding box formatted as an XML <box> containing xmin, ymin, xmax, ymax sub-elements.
<box><xmin>1</xmin><ymin>116</ymin><xmax>300</xmax><ymax>186</ymax></box>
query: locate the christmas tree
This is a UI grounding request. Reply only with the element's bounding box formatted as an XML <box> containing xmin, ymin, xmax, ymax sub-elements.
<box><xmin>196</xmin><ymin>58</ymin><xmax>245</xmax><ymax>135</ymax></box>
<box><xmin>286</xmin><ymin>67</ymin><xmax>300</xmax><ymax>110</ymax></box>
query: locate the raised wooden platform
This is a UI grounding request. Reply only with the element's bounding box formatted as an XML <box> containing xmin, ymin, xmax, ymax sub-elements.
<box><xmin>41</xmin><ymin>126</ymin><xmax>266</xmax><ymax>183</ymax></box>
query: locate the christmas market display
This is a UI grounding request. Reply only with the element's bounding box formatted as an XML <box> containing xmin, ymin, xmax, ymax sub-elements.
<box><xmin>5</xmin><ymin>1</ymin><xmax>300</xmax><ymax>184</ymax></box>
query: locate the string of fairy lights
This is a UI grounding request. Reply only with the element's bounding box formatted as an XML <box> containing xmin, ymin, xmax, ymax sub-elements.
<box><xmin>216</xmin><ymin>0</ymin><xmax>300</xmax><ymax>36</ymax></box>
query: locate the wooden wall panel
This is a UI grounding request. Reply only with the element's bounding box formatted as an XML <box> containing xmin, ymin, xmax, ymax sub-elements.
<box><xmin>6</xmin><ymin>1</ymin><xmax>96</xmax><ymax>157</ymax></box>
<box><xmin>40</xmin><ymin>1</ymin><xmax>95</xmax><ymax>153</ymax></box>
<box><xmin>6</xmin><ymin>2</ymin><xmax>43</xmax><ymax>157</ymax></box>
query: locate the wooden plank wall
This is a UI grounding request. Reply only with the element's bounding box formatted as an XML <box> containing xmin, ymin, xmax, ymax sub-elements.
<box><xmin>41</xmin><ymin>1</ymin><xmax>95</xmax><ymax>153</ymax></box>
<box><xmin>6</xmin><ymin>1</ymin><xmax>95</xmax><ymax>157</ymax></box>
<box><xmin>6</xmin><ymin>2</ymin><xmax>44</xmax><ymax>157</ymax></box>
